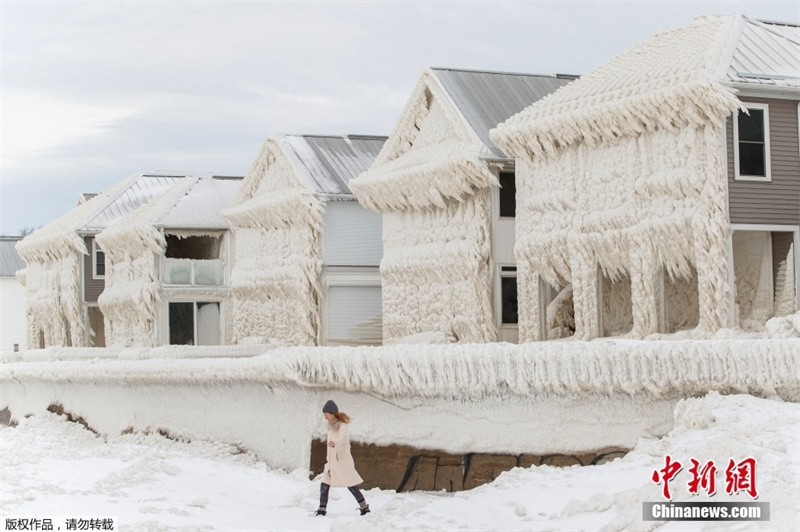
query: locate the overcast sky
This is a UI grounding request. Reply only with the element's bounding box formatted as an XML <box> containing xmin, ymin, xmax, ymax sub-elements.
<box><xmin>2</xmin><ymin>1</ymin><xmax>798</xmax><ymax>234</ymax></box>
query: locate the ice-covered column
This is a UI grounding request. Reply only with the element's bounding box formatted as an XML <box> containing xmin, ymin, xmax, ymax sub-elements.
<box><xmin>568</xmin><ymin>233</ymin><xmax>600</xmax><ymax>340</ymax></box>
<box><xmin>517</xmin><ymin>262</ymin><xmax>542</xmax><ymax>342</ymax></box>
<box><xmin>630</xmin><ymin>239</ymin><xmax>661</xmax><ymax>336</ymax></box>
<box><xmin>694</xmin><ymin>123</ymin><xmax>735</xmax><ymax>332</ymax></box>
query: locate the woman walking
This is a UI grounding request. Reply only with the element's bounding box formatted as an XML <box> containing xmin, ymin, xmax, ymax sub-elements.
<box><xmin>314</xmin><ymin>400</ymin><xmax>370</xmax><ymax>516</ymax></box>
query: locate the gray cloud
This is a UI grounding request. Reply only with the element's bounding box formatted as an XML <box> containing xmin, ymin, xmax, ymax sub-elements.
<box><xmin>2</xmin><ymin>1</ymin><xmax>797</xmax><ymax>234</ymax></box>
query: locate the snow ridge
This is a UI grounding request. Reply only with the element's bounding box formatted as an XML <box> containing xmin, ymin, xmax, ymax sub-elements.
<box><xmin>3</xmin><ymin>339</ymin><xmax>799</xmax><ymax>401</ymax></box>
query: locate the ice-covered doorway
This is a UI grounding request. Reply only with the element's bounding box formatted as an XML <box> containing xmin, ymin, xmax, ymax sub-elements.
<box><xmin>87</xmin><ymin>306</ymin><xmax>105</xmax><ymax>347</ymax></box>
<box><xmin>732</xmin><ymin>230</ymin><xmax>798</xmax><ymax>330</ymax></box>
<box><xmin>663</xmin><ymin>266</ymin><xmax>699</xmax><ymax>333</ymax></box>
<box><xmin>168</xmin><ymin>302</ymin><xmax>221</xmax><ymax>345</ymax></box>
<box><xmin>544</xmin><ymin>282</ymin><xmax>574</xmax><ymax>340</ymax></box>
<box><xmin>600</xmin><ymin>273</ymin><xmax>633</xmax><ymax>337</ymax></box>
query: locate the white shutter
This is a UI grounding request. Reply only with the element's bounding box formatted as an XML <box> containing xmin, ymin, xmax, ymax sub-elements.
<box><xmin>323</xmin><ymin>202</ymin><xmax>383</xmax><ymax>266</ymax></box>
<box><xmin>326</xmin><ymin>285</ymin><xmax>382</xmax><ymax>342</ymax></box>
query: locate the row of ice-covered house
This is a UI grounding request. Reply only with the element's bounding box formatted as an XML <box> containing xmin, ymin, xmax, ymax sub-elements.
<box><xmin>14</xmin><ymin>14</ymin><xmax>800</xmax><ymax>349</ymax></box>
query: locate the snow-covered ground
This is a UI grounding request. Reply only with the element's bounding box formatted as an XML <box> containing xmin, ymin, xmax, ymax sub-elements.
<box><xmin>1</xmin><ymin>392</ymin><xmax>797</xmax><ymax>531</ymax></box>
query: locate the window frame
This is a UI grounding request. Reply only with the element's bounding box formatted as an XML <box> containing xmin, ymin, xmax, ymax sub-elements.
<box><xmin>499</xmin><ymin>266</ymin><xmax>518</xmax><ymax>326</ymax></box>
<box><xmin>92</xmin><ymin>240</ymin><xmax>105</xmax><ymax>279</ymax></box>
<box><xmin>498</xmin><ymin>170</ymin><xmax>516</xmax><ymax>219</ymax></box>
<box><xmin>733</xmin><ymin>102</ymin><xmax>771</xmax><ymax>182</ymax></box>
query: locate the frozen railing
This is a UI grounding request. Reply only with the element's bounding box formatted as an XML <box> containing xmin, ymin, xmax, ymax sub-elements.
<box><xmin>163</xmin><ymin>258</ymin><xmax>225</xmax><ymax>286</ymax></box>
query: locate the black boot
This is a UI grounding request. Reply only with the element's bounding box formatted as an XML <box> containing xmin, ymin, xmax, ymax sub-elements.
<box><xmin>313</xmin><ymin>509</ymin><xmax>326</xmax><ymax>516</ymax></box>
<box><xmin>359</xmin><ymin>505</ymin><xmax>370</xmax><ymax>516</ymax></box>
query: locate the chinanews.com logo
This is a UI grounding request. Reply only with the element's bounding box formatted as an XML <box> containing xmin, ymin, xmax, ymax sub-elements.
<box><xmin>643</xmin><ymin>455</ymin><xmax>770</xmax><ymax>522</ymax></box>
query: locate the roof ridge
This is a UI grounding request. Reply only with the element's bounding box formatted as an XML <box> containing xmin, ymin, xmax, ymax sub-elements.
<box><xmin>431</xmin><ymin>66</ymin><xmax>579</xmax><ymax>79</ymax></box>
<box><xmin>745</xmin><ymin>16</ymin><xmax>800</xmax><ymax>46</ymax></box>
<box><xmin>276</xmin><ymin>133</ymin><xmax>388</xmax><ymax>140</ymax></box>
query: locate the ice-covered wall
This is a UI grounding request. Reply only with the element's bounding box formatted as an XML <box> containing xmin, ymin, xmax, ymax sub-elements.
<box><xmin>2</xmin><ymin>339</ymin><xmax>798</xmax><ymax>472</ymax></box>
<box><xmin>223</xmin><ymin>137</ymin><xmax>324</xmax><ymax>345</ymax></box>
<box><xmin>351</xmin><ymin>71</ymin><xmax>498</xmax><ymax>342</ymax></box>
<box><xmin>381</xmin><ymin>191</ymin><xmax>495</xmax><ymax>342</ymax></box>
<box><xmin>492</xmin><ymin>15</ymin><xmax>741</xmax><ymax>341</ymax></box>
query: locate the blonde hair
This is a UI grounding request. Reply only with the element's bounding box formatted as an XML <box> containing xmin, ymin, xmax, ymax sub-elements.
<box><xmin>332</xmin><ymin>412</ymin><xmax>350</xmax><ymax>423</ymax></box>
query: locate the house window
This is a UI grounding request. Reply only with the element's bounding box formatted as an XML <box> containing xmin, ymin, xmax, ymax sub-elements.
<box><xmin>501</xmin><ymin>267</ymin><xmax>518</xmax><ymax>324</ymax></box>
<box><xmin>93</xmin><ymin>240</ymin><xmax>105</xmax><ymax>279</ymax></box>
<box><xmin>499</xmin><ymin>171</ymin><xmax>516</xmax><ymax>217</ymax></box>
<box><xmin>169</xmin><ymin>301</ymin><xmax>220</xmax><ymax>345</ymax></box>
<box><xmin>734</xmin><ymin>103</ymin><xmax>771</xmax><ymax>181</ymax></box>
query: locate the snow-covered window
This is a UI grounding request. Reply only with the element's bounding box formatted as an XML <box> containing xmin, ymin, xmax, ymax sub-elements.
<box><xmin>501</xmin><ymin>266</ymin><xmax>518</xmax><ymax>324</ymax></box>
<box><xmin>734</xmin><ymin>103</ymin><xmax>771</xmax><ymax>182</ymax></box>
<box><xmin>169</xmin><ymin>301</ymin><xmax>220</xmax><ymax>345</ymax></box>
<box><xmin>499</xmin><ymin>171</ymin><xmax>516</xmax><ymax>218</ymax></box>
<box><xmin>92</xmin><ymin>240</ymin><xmax>105</xmax><ymax>279</ymax></box>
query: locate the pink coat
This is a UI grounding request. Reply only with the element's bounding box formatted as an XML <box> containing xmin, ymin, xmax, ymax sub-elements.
<box><xmin>321</xmin><ymin>420</ymin><xmax>363</xmax><ymax>487</ymax></box>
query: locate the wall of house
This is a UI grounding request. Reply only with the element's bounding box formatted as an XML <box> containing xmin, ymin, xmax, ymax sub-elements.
<box><xmin>230</xmin><ymin>221</ymin><xmax>321</xmax><ymax>346</ymax></box>
<box><xmin>97</xmin><ymin>249</ymin><xmax>161</xmax><ymax>347</ymax></box>
<box><xmin>82</xmin><ymin>236</ymin><xmax>104</xmax><ymax>303</ymax></box>
<box><xmin>23</xmin><ymin>255</ymin><xmax>85</xmax><ymax>348</ymax></box>
<box><xmin>514</xmin><ymin>123</ymin><xmax>731</xmax><ymax>341</ymax></box>
<box><xmin>381</xmin><ymin>190</ymin><xmax>495</xmax><ymax>343</ymax></box>
<box><xmin>1</xmin><ymin>277</ymin><xmax>27</xmax><ymax>352</ymax></box>
<box><xmin>727</xmin><ymin>98</ymin><xmax>800</xmax><ymax>226</ymax></box>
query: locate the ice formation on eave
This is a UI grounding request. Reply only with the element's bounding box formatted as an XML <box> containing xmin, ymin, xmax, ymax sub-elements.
<box><xmin>14</xmin><ymin>175</ymin><xmax>144</xmax><ymax>348</ymax></box>
<box><xmin>350</xmin><ymin>69</ymin><xmax>498</xmax><ymax>212</ymax></box>
<box><xmin>488</xmin><ymin>15</ymin><xmax>747</xmax><ymax>341</ymax></box>
<box><xmin>222</xmin><ymin>136</ymin><xmax>325</xmax><ymax>346</ymax></box>
<box><xmin>491</xmin><ymin>15</ymin><xmax>741</xmax><ymax>160</ymax></box>
<box><xmin>96</xmin><ymin>177</ymin><xmax>200</xmax><ymax>347</ymax></box>
<box><xmin>349</xmin><ymin>69</ymin><xmax>499</xmax><ymax>343</ymax></box>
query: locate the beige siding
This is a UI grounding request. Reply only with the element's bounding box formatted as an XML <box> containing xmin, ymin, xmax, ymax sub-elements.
<box><xmin>83</xmin><ymin>236</ymin><xmax>105</xmax><ymax>303</ymax></box>
<box><xmin>727</xmin><ymin>98</ymin><xmax>800</xmax><ymax>225</ymax></box>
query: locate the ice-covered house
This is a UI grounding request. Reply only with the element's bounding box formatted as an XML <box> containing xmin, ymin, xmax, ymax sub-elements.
<box><xmin>96</xmin><ymin>173</ymin><xmax>242</xmax><ymax>347</ymax></box>
<box><xmin>14</xmin><ymin>172</ymin><xmax>238</xmax><ymax>349</ymax></box>
<box><xmin>491</xmin><ymin>15</ymin><xmax>800</xmax><ymax>341</ymax></box>
<box><xmin>16</xmin><ymin>174</ymin><xmax>197</xmax><ymax>348</ymax></box>
<box><xmin>222</xmin><ymin>134</ymin><xmax>386</xmax><ymax>346</ymax></box>
<box><xmin>1</xmin><ymin>236</ymin><xmax>27</xmax><ymax>353</ymax></box>
<box><xmin>349</xmin><ymin>68</ymin><xmax>574</xmax><ymax>343</ymax></box>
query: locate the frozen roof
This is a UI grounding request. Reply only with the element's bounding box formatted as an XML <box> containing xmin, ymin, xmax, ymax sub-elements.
<box><xmin>80</xmin><ymin>174</ymin><xmax>188</xmax><ymax>232</ymax></box>
<box><xmin>432</xmin><ymin>68</ymin><xmax>576</xmax><ymax>157</ymax></box>
<box><xmin>278</xmin><ymin>135</ymin><xmax>387</xmax><ymax>195</ymax></box>
<box><xmin>156</xmin><ymin>176</ymin><xmax>243</xmax><ymax>230</ymax></box>
<box><xmin>491</xmin><ymin>15</ymin><xmax>756</xmax><ymax>160</ymax></box>
<box><xmin>0</xmin><ymin>236</ymin><xmax>25</xmax><ymax>277</ymax></box>
<box><xmin>725</xmin><ymin>17</ymin><xmax>800</xmax><ymax>87</ymax></box>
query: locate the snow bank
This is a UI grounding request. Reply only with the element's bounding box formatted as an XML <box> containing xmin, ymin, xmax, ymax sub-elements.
<box><xmin>2</xmin><ymin>339</ymin><xmax>798</xmax><ymax>473</ymax></box>
<box><xmin>1</xmin><ymin>392</ymin><xmax>797</xmax><ymax>531</ymax></box>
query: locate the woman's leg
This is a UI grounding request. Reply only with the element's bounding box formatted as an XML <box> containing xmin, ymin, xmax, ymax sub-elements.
<box><xmin>348</xmin><ymin>486</ymin><xmax>369</xmax><ymax>512</ymax></box>
<box><xmin>316</xmin><ymin>483</ymin><xmax>330</xmax><ymax>515</ymax></box>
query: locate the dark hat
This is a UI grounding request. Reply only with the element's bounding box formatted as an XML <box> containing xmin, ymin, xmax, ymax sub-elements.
<box><xmin>322</xmin><ymin>400</ymin><xmax>338</xmax><ymax>413</ymax></box>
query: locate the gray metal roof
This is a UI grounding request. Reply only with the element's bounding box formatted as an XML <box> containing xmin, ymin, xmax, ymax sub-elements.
<box><xmin>80</xmin><ymin>174</ymin><xmax>187</xmax><ymax>232</ymax></box>
<box><xmin>156</xmin><ymin>176</ymin><xmax>243</xmax><ymax>230</ymax></box>
<box><xmin>726</xmin><ymin>17</ymin><xmax>800</xmax><ymax>87</ymax></box>
<box><xmin>432</xmin><ymin>68</ymin><xmax>576</xmax><ymax>157</ymax></box>
<box><xmin>0</xmin><ymin>236</ymin><xmax>25</xmax><ymax>277</ymax></box>
<box><xmin>280</xmin><ymin>135</ymin><xmax>387</xmax><ymax>195</ymax></box>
